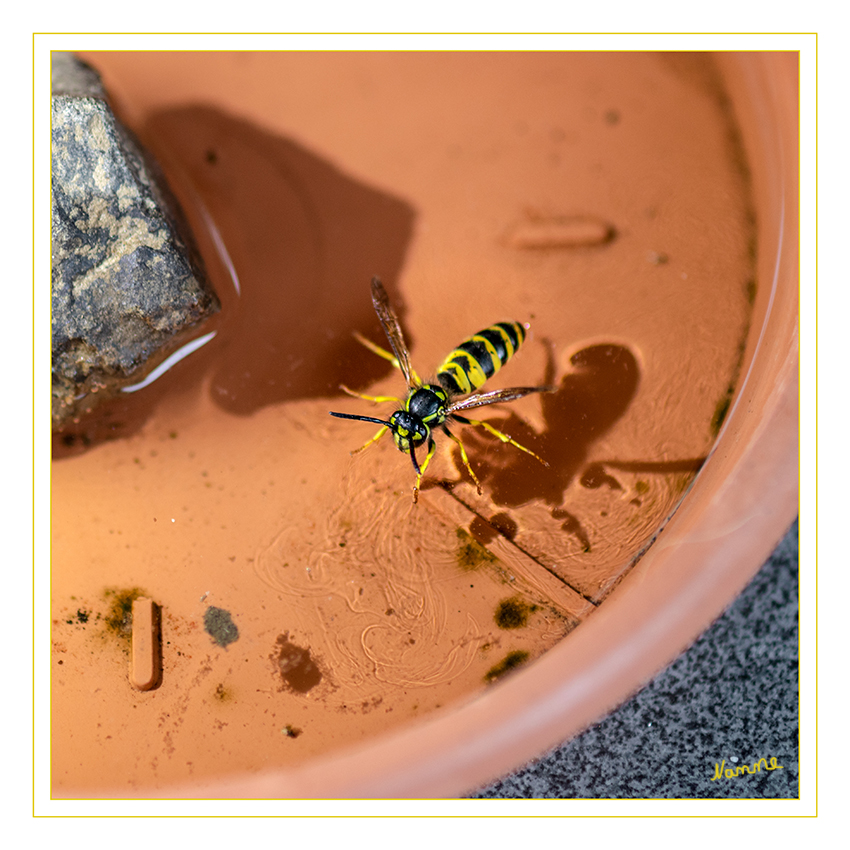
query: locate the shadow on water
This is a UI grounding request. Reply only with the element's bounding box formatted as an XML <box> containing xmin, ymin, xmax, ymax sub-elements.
<box><xmin>439</xmin><ymin>343</ymin><xmax>642</xmax><ymax>506</ymax></box>
<box><xmin>53</xmin><ymin>105</ymin><xmax>415</xmax><ymax>457</ymax></box>
<box><xmin>433</xmin><ymin>343</ymin><xmax>706</xmax><ymax>548</ymax></box>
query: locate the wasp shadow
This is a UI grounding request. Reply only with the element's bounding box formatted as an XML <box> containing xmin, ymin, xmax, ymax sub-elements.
<box><xmin>443</xmin><ymin>343</ymin><xmax>641</xmax><ymax>506</ymax></box>
<box><xmin>439</xmin><ymin>342</ymin><xmax>706</xmax><ymax>548</ymax></box>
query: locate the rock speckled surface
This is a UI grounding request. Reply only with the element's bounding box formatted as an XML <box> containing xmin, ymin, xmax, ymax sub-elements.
<box><xmin>51</xmin><ymin>52</ymin><xmax>218</xmax><ymax>429</ymax></box>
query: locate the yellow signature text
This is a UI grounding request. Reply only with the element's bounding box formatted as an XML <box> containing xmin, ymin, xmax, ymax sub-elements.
<box><xmin>711</xmin><ymin>756</ymin><xmax>784</xmax><ymax>781</ymax></box>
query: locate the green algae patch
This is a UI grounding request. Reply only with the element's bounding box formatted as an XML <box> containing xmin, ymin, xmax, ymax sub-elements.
<box><xmin>103</xmin><ymin>587</ymin><xmax>145</xmax><ymax>640</ymax></box>
<box><xmin>494</xmin><ymin>597</ymin><xmax>538</xmax><ymax>630</ymax></box>
<box><xmin>456</xmin><ymin>528</ymin><xmax>498</xmax><ymax>571</ymax></box>
<box><xmin>484</xmin><ymin>650</ymin><xmax>530</xmax><ymax>683</ymax></box>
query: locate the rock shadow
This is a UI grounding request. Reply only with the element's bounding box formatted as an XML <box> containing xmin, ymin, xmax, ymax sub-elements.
<box><xmin>53</xmin><ymin>104</ymin><xmax>415</xmax><ymax>456</ymax></box>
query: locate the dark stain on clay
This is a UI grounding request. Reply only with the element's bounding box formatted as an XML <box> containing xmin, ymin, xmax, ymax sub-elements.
<box><xmin>273</xmin><ymin>632</ymin><xmax>323</xmax><ymax>693</ymax></box>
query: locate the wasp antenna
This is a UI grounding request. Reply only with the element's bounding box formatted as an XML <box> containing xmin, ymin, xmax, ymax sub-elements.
<box><xmin>329</xmin><ymin>411</ymin><xmax>393</xmax><ymax>427</ymax></box>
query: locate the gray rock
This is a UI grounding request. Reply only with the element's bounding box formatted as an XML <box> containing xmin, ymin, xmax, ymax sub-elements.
<box><xmin>51</xmin><ymin>52</ymin><xmax>219</xmax><ymax>429</ymax></box>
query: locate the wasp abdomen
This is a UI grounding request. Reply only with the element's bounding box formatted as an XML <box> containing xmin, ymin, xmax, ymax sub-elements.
<box><xmin>437</xmin><ymin>321</ymin><xmax>526</xmax><ymax>396</ymax></box>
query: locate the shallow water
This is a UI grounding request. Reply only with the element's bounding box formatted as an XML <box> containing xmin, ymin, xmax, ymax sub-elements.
<box><xmin>51</xmin><ymin>51</ymin><xmax>755</xmax><ymax>793</ymax></box>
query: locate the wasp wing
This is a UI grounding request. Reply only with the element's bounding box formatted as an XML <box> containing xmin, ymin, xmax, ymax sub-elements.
<box><xmin>447</xmin><ymin>385</ymin><xmax>555</xmax><ymax>414</ymax></box>
<box><xmin>370</xmin><ymin>276</ymin><xmax>420</xmax><ymax>389</ymax></box>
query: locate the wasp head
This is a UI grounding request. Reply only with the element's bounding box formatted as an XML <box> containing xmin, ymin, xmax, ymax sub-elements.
<box><xmin>389</xmin><ymin>410</ymin><xmax>429</xmax><ymax>453</ymax></box>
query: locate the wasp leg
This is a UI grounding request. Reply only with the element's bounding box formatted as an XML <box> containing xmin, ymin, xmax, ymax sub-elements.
<box><xmin>453</xmin><ymin>415</ymin><xmax>549</xmax><ymax>468</ymax></box>
<box><xmin>339</xmin><ymin>384</ymin><xmax>404</xmax><ymax>405</ymax></box>
<box><xmin>412</xmin><ymin>437</ymin><xmax>437</xmax><ymax>503</ymax></box>
<box><xmin>442</xmin><ymin>426</ymin><xmax>483</xmax><ymax>494</ymax></box>
<box><xmin>353</xmin><ymin>331</ymin><xmax>398</xmax><ymax>366</ymax></box>
<box><xmin>353</xmin><ymin>331</ymin><xmax>423</xmax><ymax>386</ymax></box>
<box><xmin>351</xmin><ymin>425</ymin><xmax>389</xmax><ymax>455</ymax></box>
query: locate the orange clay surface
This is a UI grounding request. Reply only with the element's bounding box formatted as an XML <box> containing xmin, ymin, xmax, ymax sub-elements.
<box><xmin>52</xmin><ymin>51</ymin><xmax>754</xmax><ymax>794</ymax></box>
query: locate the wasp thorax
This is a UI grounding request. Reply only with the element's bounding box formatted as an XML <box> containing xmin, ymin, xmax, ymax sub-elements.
<box><xmin>389</xmin><ymin>410</ymin><xmax>429</xmax><ymax>452</ymax></box>
<box><xmin>407</xmin><ymin>385</ymin><xmax>449</xmax><ymax>421</ymax></box>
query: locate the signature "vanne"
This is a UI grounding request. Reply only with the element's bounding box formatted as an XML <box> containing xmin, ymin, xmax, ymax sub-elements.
<box><xmin>711</xmin><ymin>756</ymin><xmax>784</xmax><ymax>781</ymax></box>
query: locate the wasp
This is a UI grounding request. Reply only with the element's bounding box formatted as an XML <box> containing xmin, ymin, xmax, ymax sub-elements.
<box><xmin>330</xmin><ymin>277</ymin><xmax>553</xmax><ymax>502</ymax></box>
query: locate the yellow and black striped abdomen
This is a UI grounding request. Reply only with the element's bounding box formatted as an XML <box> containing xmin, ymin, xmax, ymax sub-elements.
<box><xmin>437</xmin><ymin>321</ymin><xmax>526</xmax><ymax>396</ymax></box>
